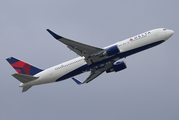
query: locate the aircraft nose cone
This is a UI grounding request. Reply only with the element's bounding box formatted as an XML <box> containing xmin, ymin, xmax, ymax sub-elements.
<box><xmin>165</xmin><ymin>29</ymin><xmax>174</xmax><ymax>40</ymax></box>
<box><xmin>168</xmin><ymin>30</ymin><xmax>174</xmax><ymax>36</ymax></box>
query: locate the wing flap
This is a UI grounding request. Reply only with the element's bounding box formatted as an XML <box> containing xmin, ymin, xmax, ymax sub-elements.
<box><xmin>84</xmin><ymin>70</ymin><xmax>104</xmax><ymax>83</ymax></box>
<box><xmin>60</xmin><ymin>38</ymin><xmax>103</xmax><ymax>57</ymax></box>
<box><xmin>72</xmin><ymin>70</ymin><xmax>105</xmax><ymax>85</ymax></box>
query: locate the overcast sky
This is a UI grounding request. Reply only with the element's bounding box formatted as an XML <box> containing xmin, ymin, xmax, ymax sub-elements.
<box><xmin>1</xmin><ymin>0</ymin><xmax>179</xmax><ymax>120</ymax></box>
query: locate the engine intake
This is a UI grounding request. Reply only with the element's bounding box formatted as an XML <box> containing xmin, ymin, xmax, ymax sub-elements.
<box><xmin>103</xmin><ymin>45</ymin><xmax>120</xmax><ymax>56</ymax></box>
<box><xmin>106</xmin><ymin>61</ymin><xmax>127</xmax><ymax>73</ymax></box>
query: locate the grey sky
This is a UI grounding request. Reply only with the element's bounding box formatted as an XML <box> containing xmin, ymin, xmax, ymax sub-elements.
<box><xmin>1</xmin><ymin>0</ymin><xmax>179</xmax><ymax>120</ymax></box>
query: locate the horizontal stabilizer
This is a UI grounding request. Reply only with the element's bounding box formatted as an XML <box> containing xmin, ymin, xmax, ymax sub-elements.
<box><xmin>12</xmin><ymin>73</ymin><xmax>39</xmax><ymax>83</ymax></box>
<box><xmin>72</xmin><ymin>77</ymin><xmax>83</xmax><ymax>85</ymax></box>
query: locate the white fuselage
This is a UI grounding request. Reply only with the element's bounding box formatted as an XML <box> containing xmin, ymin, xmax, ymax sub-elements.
<box><xmin>19</xmin><ymin>28</ymin><xmax>174</xmax><ymax>87</ymax></box>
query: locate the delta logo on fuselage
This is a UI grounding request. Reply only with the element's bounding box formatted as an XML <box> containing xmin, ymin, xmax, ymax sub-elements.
<box><xmin>130</xmin><ymin>31</ymin><xmax>151</xmax><ymax>41</ymax></box>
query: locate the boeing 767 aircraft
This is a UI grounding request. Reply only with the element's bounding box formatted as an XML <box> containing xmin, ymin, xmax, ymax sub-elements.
<box><xmin>6</xmin><ymin>28</ymin><xmax>174</xmax><ymax>92</ymax></box>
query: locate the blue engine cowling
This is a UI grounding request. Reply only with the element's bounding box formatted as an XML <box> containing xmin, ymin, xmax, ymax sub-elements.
<box><xmin>103</xmin><ymin>45</ymin><xmax>120</xmax><ymax>56</ymax></box>
<box><xmin>106</xmin><ymin>61</ymin><xmax>127</xmax><ymax>73</ymax></box>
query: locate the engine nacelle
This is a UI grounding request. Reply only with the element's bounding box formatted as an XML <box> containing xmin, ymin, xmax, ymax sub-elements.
<box><xmin>106</xmin><ymin>61</ymin><xmax>127</xmax><ymax>73</ymax></box>
<box><xmin>103</xmin><ymin>45</ymin><xmax>120</xmax><ymax>56</ymax></box>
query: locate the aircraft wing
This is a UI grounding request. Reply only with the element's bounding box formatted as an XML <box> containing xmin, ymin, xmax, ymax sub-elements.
<box><xmin>73</xmin><ymin>63</ymin><xmax>113</xmax><ymax>84</ymax></box>
<box><xmin>84</xmin><ymin>69</ymin><xmax>105</xmax><ymax>83</ymax></box>
<box><xmin>72</xmin><ymin>70</ymin><xmax>105</xmax><ymax>85</ymax></box>
<box><xmin>47</xmin><ymin>29</ymin><xmax>105</xmax><ymax>64</ymax></box>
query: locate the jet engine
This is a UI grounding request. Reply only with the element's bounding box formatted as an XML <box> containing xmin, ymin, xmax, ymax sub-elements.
<box><xmin>106</xmin><ymin>61</ymin><xmax>127</xmax><ymax>73</ymax></box>
<box><xmin>102</xmin><ymin>45</ymin><xmax>120</xmax><ymax>57</ymax></box>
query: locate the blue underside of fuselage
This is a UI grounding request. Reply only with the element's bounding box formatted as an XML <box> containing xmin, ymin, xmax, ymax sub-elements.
<box><xmin>56</xmin><ymin>40</ymin><xmax>165</xmax><ymax>82</ymax></box>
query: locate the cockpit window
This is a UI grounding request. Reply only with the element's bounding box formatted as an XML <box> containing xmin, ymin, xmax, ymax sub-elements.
<box><xmin>163</xmin><ymin>28</ymin><xmax>167</xmax><ymax>31</ymax></box>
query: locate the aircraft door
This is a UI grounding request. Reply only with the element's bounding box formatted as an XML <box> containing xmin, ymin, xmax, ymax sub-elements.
<box><xmin>154</xmin><ymin>30</ymin><xmax>159</xmax><ymax>36</ymax></box>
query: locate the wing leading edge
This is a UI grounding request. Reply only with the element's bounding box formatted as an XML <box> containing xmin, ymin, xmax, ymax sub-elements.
<box><xmin>47</xmin><ymin>29</ymin><xmax>106</xmax><ymax>64</ymax></box>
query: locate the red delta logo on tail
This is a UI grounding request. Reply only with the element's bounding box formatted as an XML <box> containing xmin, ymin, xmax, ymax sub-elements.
<box><xmin>6</xmin><ymin>57</ymin><xmax>43</xmax><ymax>76</ymax></box>
<box><xmin>11</xmin><ymin>60</ymin><xmax>31</xmax><ymax>75</ymax></box>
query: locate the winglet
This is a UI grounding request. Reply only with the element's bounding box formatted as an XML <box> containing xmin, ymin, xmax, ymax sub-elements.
<box><xmin>72</xmin><ymin>77</ymin><xmax>83</xmax><ymax>85</ymax></box>
<box><xmin>46</xmin><ymin>29</ymin><xmax>63</xmax><ymax>39</ymax></box>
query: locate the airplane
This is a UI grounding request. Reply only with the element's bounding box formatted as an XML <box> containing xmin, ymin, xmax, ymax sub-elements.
<box><xmin>6</xmin><ymin>28</ymin><xmax>174</xmax><ymax>92</ymax></box>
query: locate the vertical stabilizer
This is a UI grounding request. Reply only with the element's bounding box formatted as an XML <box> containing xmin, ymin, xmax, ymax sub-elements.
<box><xmin>6</xmin><ymin>57</ymin><xmax>43</xmax><ymax>75</ymax></box>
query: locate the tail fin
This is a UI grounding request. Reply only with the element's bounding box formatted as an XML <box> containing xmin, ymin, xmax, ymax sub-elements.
<box><xmin>6</xmin><ymin>57</ymin><xmax>43</xmax><ymax>76</ymax></box>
